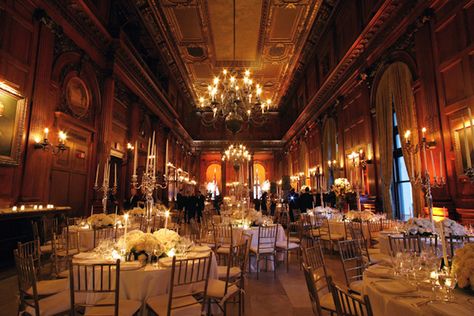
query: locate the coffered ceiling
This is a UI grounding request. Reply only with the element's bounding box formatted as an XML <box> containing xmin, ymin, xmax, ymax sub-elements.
<box><xmin>146</xmin><ymin>0</ymin><xmax>322</xmax><ymax>108</ymax></box>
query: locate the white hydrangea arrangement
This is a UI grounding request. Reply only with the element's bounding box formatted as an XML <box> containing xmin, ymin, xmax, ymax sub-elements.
<box><xmin>452</xmin><ymin>243</ymin><xmax>474</xmax><ymax>290</ymax></box>
<box><xmin>332</xmin><ymin>178</ymin><xmax>353</xmax><ymax>198</ymax></box>
<box><xmin>346</xmin><ymin>210</ymin><xmax>375</xmax><ymax>222</ymax></box>
<box><xmin>404</xmin><ymin>218</ymin><xmax>435</xmax><ymax>235</ymax></box>
<box><xmin>439</xmin><ymin>218</ymin><xmax>466</xmax><ymax>237</ymax></box>
<box><xmin>129</xmin><ymin>207</ymin><xmax>145</xmax><ymax>216</ymax></box>
<box><xmin>87</xmin><ymin>213</ymin><xmax>115</xmax><ymax>227</ymax></box>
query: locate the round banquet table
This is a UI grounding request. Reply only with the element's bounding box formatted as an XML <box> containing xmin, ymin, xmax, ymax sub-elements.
<box><xmin>71</xmin><ymin>249</ymin><xmax>218</xmax><ymax>315</ymax></box>
<box><xmin>362</xmin><ymin>264</ymin><xmax>474</xmax><ymax>316</ymax></box>
<box><xmin>231</xmin><ymin>224</ymin><xmax>286</xmax><ymax>272</ymax></box>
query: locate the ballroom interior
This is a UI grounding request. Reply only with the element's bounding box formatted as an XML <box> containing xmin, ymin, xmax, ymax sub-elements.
<box><xmin>1</xmin><ymin>0</ymin><xmax>474</xmax><ymax>315</ymax></box>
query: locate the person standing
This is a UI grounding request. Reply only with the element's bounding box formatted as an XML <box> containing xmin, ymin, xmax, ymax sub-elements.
<box><xmin>270</xmin><ymin>193</ymin><xmax>277</xmax><ymax>216</ymax></box>
<box><xmin>287</xmin><ymin>188</ymin><xmax>299</xmax><ymax>222</ymax></box>
<box><xmin>299</xmin><ymin>187</ymin><xmax>313</xmax><ymax>213</ymax></box>
<box><xmin>260</xmin><ymin>192</ymin><xmax>268</xmax><ymax>215</ymax></box>
<box><xmin>186</xmin><ymin>191</ymin><xmax>197</xmax><ymax>223</ymax></box>
<box><xmin>124</xmin><ymin>187</ymin><xmax>141</xmax><ymax>210</ymax></box>
<box><xmin>196</xmin><ymin>190</ymin><xmax>205</xmax><ymax>223</ymax></box>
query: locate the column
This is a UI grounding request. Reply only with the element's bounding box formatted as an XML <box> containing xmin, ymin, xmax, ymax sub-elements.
<box><xmin>221</xmin><ymin>159</ymin><xmax>227</xmax><ymax>196</ymax></box>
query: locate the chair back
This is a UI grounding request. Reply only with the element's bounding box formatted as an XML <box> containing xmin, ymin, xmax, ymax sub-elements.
<box><xmin>93</xmin><ymin>226</ymin><xmax>115</xmax><ymax>247</ymax></box>
<box><xmin>167</xmin><ymin>254</ymin><xmax>213</xmax><ymax>315</ymax></box>
<box><xmin>17</xmin><ymin>240</ymin><xmax>41</xmax><ymax>276</ymax></box>
<box><xmin>338</xmin><ymin>240</ymin><xmax>368</xmax><ymax>287</ymax></box>
<box><xmin>69</xmin><ymin>259</ymin><xmax>120</xmax><ymax>316</ymax></box>
<box><xmin>213</xmin><ymin>223</ymin><xmax>234</xmax><ymax>247</ymax></box>
<box><xmin>302</xmin><ymin>243</ymin><xmax>331</xmax><ymax>301</ymax></box>
<box><xmin>419</xmin><ymin>234</ymin><xmax>438</xmax><ymax>255</ymax></box>
<box><xmin>388</xmin><ymin>235</ymin><xmax>421</xmax><ymax>255</ymax></box>
<box><xmin>379</xmin><ymin>219</ymin><xmax>393</xmax><ymax>231</ymax></box>
<box><xmin>256</xmin><ymin>225</ymin><xmax>278</xmax><ymax>251</ymax></box>
<box><xmin>302</xmin><ymin>264</ymin><xmax>323</xmax><ymax>316</ymax></box>
<box><xmin>14</xmin><ymin>250</ymin><xmax>40</xmax><ymax>315</ymax></box>
<box><xmin>212</xmin><ymin>215</ymin><xmax>223</xmax><ymax>224</ymax></box>
<box><xmin>349</xmin><ymin>222</ymin><xmax>365</xmax><ymax>241</ymax></box>
<box><xmin>328</xmin><ymin>276</ymin><xmax>373</xmax><ymax>316</ymax></box>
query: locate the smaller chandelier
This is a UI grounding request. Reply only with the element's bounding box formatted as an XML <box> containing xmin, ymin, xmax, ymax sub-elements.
<box><xmin>222</xmin><ymin>144</ymin><xmax>251</xmax><ymax>169</ymax></box>
<box><xmin>197</xmin><ymin>69</ymin><xmax>272</xmax><ymax>134</ymax></box>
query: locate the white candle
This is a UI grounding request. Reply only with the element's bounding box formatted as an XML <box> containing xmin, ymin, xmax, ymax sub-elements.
<box><xmin>430</xmin><ymin>150</ymin><xmax>437</xmax><ymax>179</ymax></box>
<box><xmin>133</xmin><ymin>141</ymin><xmax>137</xmax><ymax>176</ymax></box>
<box><xmin>462</xmin><ymin>116</ymin><xmax>472</xmax><ymax>168</ymax></box>
<box><xmin>95</xmin><ymin>163</ymin><xmax>99</xmax><ymax>187</ymax></box>
<box><xmin>437</xmin><ymin>222</ymin><xmax>449</xmax><ymax>267</ymax></box>
<box><xmin>20</xmin><ymin>205</ymin><xmax>25</xmax><ymax>211</ymax></box>
<box><xmin>12</xmin><ymin>206</ymin><xmax>17</xmax><ymax>212</ymax></box>
<box><xmin>124</xmin><ymin>213</ymin><xmax>129</xmax><ymax>249</ymax></box>
<box><xmin>146</xmin><ymin>137</ymin><xmax>151</xmax><ymax>172</ymax></box>
<box><xmin>165</xmin><ymin>138</ymin><xmax>169</xmax><ymax>172</ymax></box>
<box><xmin>153</xmin><ymin>144</ymin><xmax>156</xmax><ymax>177</ymax></box>
<box><xmin>164</xmin><ymin>210</ymin><xmax>170</xmax><ymax>229</ymax></box>
<box><xmin>422</xmin><ymin>145</ymin><xmax>428</xmax><ymax>172</ymax></box>
<box><xmin>439</xmin><ymin>151</ymin><xmax>443</xmax><ymax>179</ymax></box>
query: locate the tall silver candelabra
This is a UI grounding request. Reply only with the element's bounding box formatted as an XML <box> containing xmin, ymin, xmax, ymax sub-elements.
<box><xmin>405</xmin><ymin>135</ymin><xmax>445</xmax><ymax>224</ymax></box>
<box><xmin>131</xmin><ymin>167</ymin><xmax>168</xmax><ymax>233</ymax></box>
<box><xmin>93</xmin><ymin>182</ymin><xmax>117</xmax><ymax>214</ymax></box>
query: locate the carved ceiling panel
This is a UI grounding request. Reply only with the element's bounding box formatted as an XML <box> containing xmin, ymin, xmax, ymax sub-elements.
<box><xmin>150</xmin><ymin>0</ymin><xmax>322</xmax><ymax>108</ymax></box>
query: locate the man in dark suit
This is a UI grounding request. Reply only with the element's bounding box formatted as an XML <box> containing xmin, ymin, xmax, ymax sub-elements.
<box><xmin>288</xmin><ymin>188</ymin><xmax>299</xmax><ymax>221</ymax></box>
<box><xmin>124</xmin><ymin>187</ymin><xmax>141</xmax><ymax>210</ymax></box>
<box><xmin>196</xmin><ymin>190</ymin><xmax>205</xmax><ymax>223</ymax></box>
<box><xmin>299</xmin><ymin>187</ymin><xmax>313</xmax><ymax>213</ymax></box>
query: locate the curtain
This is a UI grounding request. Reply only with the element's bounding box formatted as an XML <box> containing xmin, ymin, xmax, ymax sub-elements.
<box><xmin>375</xmin><ymin>71</ymin><xmax>395</xmax><ymax>218</ymax></box>
<box><xmin>376</xmin><ymin>62</ymin><xmax>424</xmax><ymax>218</ymax></box>
<box><xmin>390</xmin><ymin>63</ymin><xmax>424</xmax><ymax>216</ymax></box>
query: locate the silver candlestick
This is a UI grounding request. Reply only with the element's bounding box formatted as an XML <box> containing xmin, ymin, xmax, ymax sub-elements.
<box><xmin>93</xmin><ymin>182</ymin><xmax>117</xmax><ymax>214</ymax></box>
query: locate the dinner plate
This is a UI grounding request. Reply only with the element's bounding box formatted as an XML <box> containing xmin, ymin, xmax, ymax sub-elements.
<box><xmin>121</xmin><ymin>261</ymin><xmax>143</xmax><ymax>271</ymax></box>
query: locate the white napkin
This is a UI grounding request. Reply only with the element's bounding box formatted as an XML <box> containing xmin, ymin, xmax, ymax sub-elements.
<box><xmin>426</xmin><ymin>301</ymin><xmax>474</xmax><ymax>316</ymax></box>
<box><xmin>365</xmin><ymin>265</ymin><xmax>393</xmax><ymax>278</ymax></box>
<box><xmin>190</xmin><ymin>245</ymin><xmax>211</xmax><ymax>253</ymax></box>
<box><xmin>121</xmin><ymin>261</ymin><xmax>142</xmax><ymax>271</ymax></box>
<box><xmin>373</xmin><ymin>280</ymin><xmax>416</xmax><ymax>294</ymax></box>
<box><xmin>73</xmin><ymin>252</ymin><xmax>98</xmax><ymax>260</ymax></box>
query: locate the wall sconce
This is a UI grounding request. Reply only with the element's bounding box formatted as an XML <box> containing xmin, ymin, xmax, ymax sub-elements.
<box><xmin>126</xmin><ymin>142</ymin><xmax>134</xmax><ymax>150</ymax></box>
<box><xmin>34</xmin><ymin>128</ymin><xmax>67</xmax><ymax>154</ymax></box>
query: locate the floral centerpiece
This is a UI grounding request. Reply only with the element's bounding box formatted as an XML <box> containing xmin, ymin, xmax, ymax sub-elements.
<box><xmin>117</xmin><ymin>228</ymin><xmax>188</xmax><ymax>262</ymax></box>
<box><xmin>129</xmin><ymin>207</ymin><xmax>145</xmax><ymax>216</ymax></box>
<box><xmin>438</xmin><ymin>218</ymin><xmax>466</xmax><ymax>237</ymax></box>
<box><xmin>331</xmin><ymin>178</ymin><xmax>353</xmax><ymax>211</ymax></box>
<box><xmin>345</xmin><ymin>210</ymin><xmax>375</xmax><ymax>222</ymax></box>
<box><xmin>452</xmin><ymin>243</ymin><xmax>474</xmax><ymax>290</ymax></box>
<box><xmin>404</xmin><ymin>218</ymin><xmax>434</xmax><ymax>236</ymax></box>
<box><xmin>87</xmin><ymin>213</ymin><xmax>115</xmax><ymax>228</ymax></box>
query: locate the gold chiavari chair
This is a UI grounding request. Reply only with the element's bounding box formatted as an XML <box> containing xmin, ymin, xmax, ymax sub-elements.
<box><xmin>51</xmin><ymin>231</ymin><xmax>80</xmax><ymax>277</ymax></box>
<box><xmin>208</xmin><ymin>241</ymin><xmax>248</xmax><ymax>316</ymax></box>
<box><xmin>14</xmin><ymin>250</ymin><xmax>70</xmax><ymax>316</ymax></box>
<box><xmin>249</xmin><ymin>225</ymin><xmax>279</xmax><ymax>279</ymax></box>
<box><xmin>338</xmin><ymin>240</ymin><xmax>369</xmax><ymax>294</ymax></box>
<box><xmin>302</xmin><ymin>263</ymin><xmax>337</xmax><ymax>315</ymax></box>
<box><xmin>328</xmin><ymin>276</ymin><xmax>374</xmax><ymax>316</ymax></box>
<box><xmin>276</xmin><ymin>222</ymin><xmax>301</xmax><ymax>272</ymax></box>
<box><xmin>69</xmin><ymin>259</ymin><xmax>141</xmax><ymax>316</ymax></box>
<box><xmin>146</xmin><ymin>254</ymin><xmax>213</xmax><ymax>315</ymax></box>
<box><xmin>365</xmin><ymin>220</ymin><xmax>381</xmax><ymax>247</ymax></box>
<box><xmin>388</xmin><ymin>234</ymin><xmax>421</xmax><ymax>256</ymax></box>
<box><xmin>419</xmin><ymin>234</ymin><xmax>438</xmax><ymax>255</ymax></box>
<box><xmin>300</xmin><ymin>213</ymin><xmax>321</xmax><ymax>244</ymax></box>
<box><xmin>320</xmin><ymin>218</ymin><xmax>345</xmax><ymax>252</ymax></box>
<box><xmin>213</xmin><ymin>223</ymin><xmax>234</xmax><ymax>263</ymax></box>
<box><xmin>17</xmin><ymin>239</ymin><xmax>42</xmax><ymax>278</ymax></box>
<box><xmin>445</xmin><ymin>235</ymin><xmax>464</xmax><ymax>261</ymax></box>
<box><xmin>380</xmin><ymin>218</ymin><xmax>393</xmax><ymax>231</ymax></box>
<box><xmin>93</xmin><ymin>226</ymin><xmax>115</xmax><ymax>248</ymax></box>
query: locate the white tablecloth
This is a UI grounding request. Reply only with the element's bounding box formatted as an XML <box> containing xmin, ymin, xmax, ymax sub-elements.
<box><xmin>68</xmin><ymin>226</ymin><xmax>95</xmax><ymax>251</ymax></box>
<box><xmin>362</xmin><ymin>264</ymin><xmax>474</xmax><ymax>316</ymax></box>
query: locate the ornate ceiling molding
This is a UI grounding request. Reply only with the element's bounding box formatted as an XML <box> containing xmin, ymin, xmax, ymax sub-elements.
<box><xmin>192</xmin><ymin>139</ymin><xmax>285</xmax><ymax>152</ymax></box>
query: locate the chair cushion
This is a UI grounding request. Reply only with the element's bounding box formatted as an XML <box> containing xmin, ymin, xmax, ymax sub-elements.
<box><xmin>250</xmin><ymin>246</ymin><xmax>274</xmax><ymax>254</ymax></box>
<box><xmin>321</xmin><ymin>233</ymin><xmax>345</xmax><ymax>241</ymax></box>
<box><xmin>40</xmin><ymin>244</ymin><xmax>53</xmax><ymax>254</ymax></box>
<box><xmin>25</xmin><ymin>290</ymin><xmax>70</xmax><ymax>316</ymax></box>
<box><xmin>27</xmin><ymin>278</ymin><xmax>69</xmax><ymax>296</ymax></box>
<box><xmin>207</xmin><ymin>279</ymin><xmax>240</xmax><ymax>300</ymax></box>
<box><xmin>147</xmin><ymin>293</ymin><xmax>202</xmax><ymax>316</ymax></box>
<box><xmin>276</xmin><ymin>241</ymin><xmax>299</xmax><ymax>250</ymax></box>
<box><xmin>289</xmin><ymin>236</ymin><xmax>301</xmax><ymax>243</ymax></box>
<box><xmin>85</xmin><ymin>299</ymin><xmax>141</xmax><ymax>316</ymax></box>
<box><xmin>349</xmin><ymin>280</ymin><xmax>364</xmax><ymax>294</ymax></box>
<box><xmin>320</xmin><ymin>292</ymin><xmax>336</xmax><ymax>311</ymax></box>
<box><xmin>217</xmin><ymin>266</ymin><xmax>241</xmax><ymax>279</ymax></box>
<box><xmin>216</xmin><ymin>246</ymin><xmax>231</xmax><ymax>254</ymax></box>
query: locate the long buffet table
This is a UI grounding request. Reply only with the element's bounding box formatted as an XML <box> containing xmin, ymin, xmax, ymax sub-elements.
<box><xmin>0</xmin><ymin>206</ymin><xmax>71</xmax><ymax>269</ymax></box>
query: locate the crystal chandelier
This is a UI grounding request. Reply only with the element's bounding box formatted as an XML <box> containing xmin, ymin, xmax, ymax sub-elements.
<box><xmin>197</xmin><ymin>69</ymin><xmax>272</xmax><ymax>134</ymax></box>
<box><xmin>222</xmin><ymin>144</ymin><xmax>251</xmax><ymax>170</ymax></box>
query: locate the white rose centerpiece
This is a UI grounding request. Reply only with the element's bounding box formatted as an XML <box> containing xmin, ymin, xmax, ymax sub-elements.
<box><xmin>452</xmin><ymin>243</ymin><xmax>474</xmax><ymax>291</ymax></box>
<box><xmin>87</xmin><ymin>213</ymin><xmax>115</xmax><ymax>228</ymax></box>
<box><xmin>403</xmin><ymin>218</ymin><xmax>434</xmax><ymax>236</ymax></box>
<box><xmin>439</xmin><ymin>218</ymin><xmax>466</xmax><ymax>237</ymax></box>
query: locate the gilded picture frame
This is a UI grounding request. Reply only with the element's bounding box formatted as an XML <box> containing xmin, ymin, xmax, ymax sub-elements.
<box><xmin>0</xmin><ymin>83</ymin><xmax>26</xmax><ymax>165</ymax></box>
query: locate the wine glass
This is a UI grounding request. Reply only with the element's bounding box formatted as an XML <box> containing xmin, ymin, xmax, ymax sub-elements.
<box><xmin>438</xmin><ymin>269</ymin><xmax>457</xmax><ymax>302</ymax></box>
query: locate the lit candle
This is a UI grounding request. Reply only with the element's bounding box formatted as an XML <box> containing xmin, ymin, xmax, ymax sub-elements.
<box><xmin>133</xmin><ymin>141</ymin><xmax>137</xmax><ymax>177</ymax></box>
<box><xmin>12</xmin><ymin>206</ymin><xmax>17</xmax><ymax>212</ymax></box>
<box><xmin>430</xmin><ymin>149</ymin><xmax>437</xmax><ymax>179</ymax></box>
<box><xmin>146</xmin><ymin>137</ymin><xmax>151</xmax><ymax>172</ymax></box>
<box><xmin>439</xmin><ymin>151</ymin><xmax>443</xmax><ymax>179</ymax></box>
<box><xmin>164</xmin><ymin>210</ymin><xmax>170</xmax><ymax>229</ymax></box>
<box><xmin>124</xmin><ymin>213</ymin><xmax>129</xmax><ymax>248</ymax></box>
<box><xmin>95</xmin><ymin>162</ymin><xmax>99</xmax><ymax>187</ymax></box>
<box><xmin>20</xmin><ymin>205</ymin><xmax>25</xmax><ymax>211</ymax></box>
<box><xmin>33</xmin><ymin>205</ymin><xmax>38</xmax><ymax>210</ymax></box>
<box><xmin>43</xmin><ymin>127</ymin><xmax>49</xmax><ymax>139</ymax></box>
<box><xmin>38</xmin><ymin>205</ymin><xmax>43</xmax><ymax>209</ymax></box>
<box><xmin>437</xmin><ymin>221</ymin><xmax>449</xmax><ymax>267</ymax></box>
<box><xmin>404</xmin><ymin>130</ymin><xmax>411</xmax><ymax>144</ymax></box>
<box><xmin>421</xmin><ymin>127</ymin><xmax>426</xmax><ymax>139</ymax></box>
<box><xmin>462</xmin><ymin>116</ymin><xmax>472</xmax><ymax>168</ymax></box>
